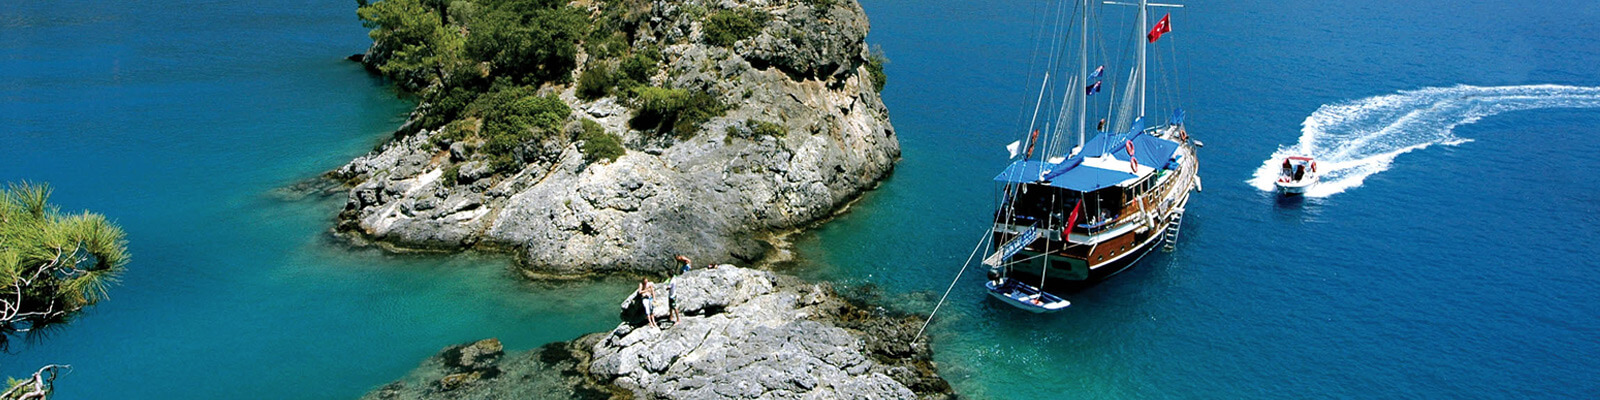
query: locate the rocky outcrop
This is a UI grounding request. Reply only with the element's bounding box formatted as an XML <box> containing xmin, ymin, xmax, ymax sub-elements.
<box><xmin>363</xmin><ymin>266</ymin><xmax>951</xmax><ymax>400</ymax></box>
<box><xmin>332</xmin><ymin>0</ymin><xmax>898</xmax><ymax>276</ymax></box>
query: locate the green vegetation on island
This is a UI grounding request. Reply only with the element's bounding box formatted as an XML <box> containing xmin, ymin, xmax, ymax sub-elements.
<box><xmin>1</xmin><ymin>182</ymin><xmax>130</xmax><ymax>399</ymax></box>
<box><xmin>866</xmin><ymin>46</ymin><xmax>888</xmax><ymax>92</ymax></box>
<box><xmin>702</xmin><ymin>7</ymin><xmax>770</xmax><ymax>47</ymax></box>
<box><xmin>724</xmin><ymin>118</ymin><xmax>787</xmax><ymax>144</ymax></box>
<box><xmin>356</xmin><ymin>0</ymin><xmax>792</xmax><ymax>185</ymax></box>
<box><xmin>578</xmin><ymin>118</ymin><xmax>625</xmax><ymax>163</ymax></box>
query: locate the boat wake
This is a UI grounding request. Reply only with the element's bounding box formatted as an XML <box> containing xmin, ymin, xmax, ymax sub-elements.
<box><xmin>1248</xmin><ymin>84</ymin><xmax>1600</xmax><ymax>197</ymax></box>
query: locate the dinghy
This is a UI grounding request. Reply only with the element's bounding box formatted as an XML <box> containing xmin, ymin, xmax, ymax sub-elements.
<box><xmin>985</xmin><ymin>278</ymin><xmax>1071</xmax><ymax>313</ymax></box>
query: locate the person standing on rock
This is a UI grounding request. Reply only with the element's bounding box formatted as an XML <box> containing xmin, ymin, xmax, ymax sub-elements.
<box><xmin>665</xmin><ymin>275</ymin><xmax>681</xmax><ymax>325</ymax></box>
<box><xmin>639</xmin><ymin>278</ymin><xmax>658</xmax><ymax>329</ymax></box>
<box><xmin>675</xmin><ymin>255</ymin><xmax>692</xmax><ymax>273</ymax></box>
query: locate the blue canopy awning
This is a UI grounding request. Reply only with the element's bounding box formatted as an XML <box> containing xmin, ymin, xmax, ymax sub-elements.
<box><xmin>993</xmin><ymin>117</ymin><xmax>1184</xmax><ymax>193</ymax></box>
<box><xmin>1076</xmin><ymin>118</ymin><xmax>1182</xmax><ymax>168</ymax></box>
<box><xmin>993</xmin><ymin>160</ymin><xmax>1136</xmax><ymax>192</ymax></box>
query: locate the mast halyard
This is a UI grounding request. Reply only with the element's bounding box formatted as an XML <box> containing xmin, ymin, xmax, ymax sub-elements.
<box><xmin>1026</xmin><ymin>72</ymin><xmax>1050</xmax><ymax>161</ymax></box>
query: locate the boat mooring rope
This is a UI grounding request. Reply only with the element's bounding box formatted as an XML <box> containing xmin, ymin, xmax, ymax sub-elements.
<box><xmin>915</xmin><ymin>229</ymin><xmax>993</xmax><ymax>341</ymax></box>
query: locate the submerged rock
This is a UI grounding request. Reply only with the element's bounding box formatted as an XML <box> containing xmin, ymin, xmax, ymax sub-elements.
<box><xmin>363</xmin><ymin>266</ymin><xmax>952</xmax><ymax>400</ymax></box>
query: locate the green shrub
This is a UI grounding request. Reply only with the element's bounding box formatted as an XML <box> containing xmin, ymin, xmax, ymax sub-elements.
<box><xmin>585</xmin><ymin>31</ymin><xmax>629</xmax><ymax>60</ymax></box>
<box><xmin>617</xmin><ymin>51</ymin><xmax>658</xmax><ymax>88</ymax></box>
<box><xmin>360</xmin><ymin>0</ymin><xmax>590</xmax><ymax>89</ymax></box>
<box><xmin>442</xmin><ymin>163</ymin><xmax>461</xmax><ymax>186</ymax></box>
<box><xmin>866</xmin><ymin>46</ymin><xmax>888</xmax><ymax>93</ymax></box>
<box><xmin>445</xmin><ymin>0</ymin><xmax>482</xmax><ymax>26</ymax></box>
<box><xmin>747</xmin><ymin>119</ymin><xmax>786</xmax><ymax>138</ymax></box>
<box><xmin>726</xmin><ymin>119</ymin><xmax>787</xmax><ymax>144</ymax></box>
<box><xmin>672</xmin><ymin>91</ymin><xmax>726</xmax><ymax>136</ymax></box>
<box><xmin>578</xmin><ymin>119</ymin><xmax>625</xmax><ymax>163</ymax></box>
<box><xmin>459</xmin><ymin>84</ymin><xmax>572</xmax><ymax>172</ymax></box>
<box><xmin>628</xmin><ymin>87</ymin><xmax>726</xmax><ymax>138</ymax></box>
<box><xmin>577</xmin><ymin>63</ymin><xmax>619</xmax><ymax>100</ymax></box>
<box><xmin>806</xmin><ymin>0</ymin><xmax>839</xmax><ymax>9</ymax></box>
<box><xmin>430</xmin><ymin>118</ymin><xmax>475</xmax><ymax>149</ymax></box>
<box><xmin>417</xmin><ymin>86</ymin><xmax>477</xmax><ymax>129</ymax></box>
<box><xmin>702</xmin><ymin>8</ymin><xmax>769</xmax><ymax>47</ymax></box>
<box><xmin>463</xmin><ymin>4</ymin><xmax>587</xmax><ymax>84</ymax></box>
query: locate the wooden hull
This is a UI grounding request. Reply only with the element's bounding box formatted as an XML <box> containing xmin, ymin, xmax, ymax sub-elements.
<box><xmin>994</xmin><ymin>201</ymin><xmax>1176</xmax><ymax>284</ymax></box>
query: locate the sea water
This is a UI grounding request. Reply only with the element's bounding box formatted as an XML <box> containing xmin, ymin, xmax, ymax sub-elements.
<box><xmin>3</xmin><ymin>0</ymin><xmax>1598</xmax><ymax>398</ymax></box>
<box><xmin>795</xmin><ymin>0</ymin><xmax>1600</xmax><ymax>398</ymax></box>
<box><xmin>0</xmin><ymin>0</ymin><xmax>631</xmax><ymax>398</ymax></box>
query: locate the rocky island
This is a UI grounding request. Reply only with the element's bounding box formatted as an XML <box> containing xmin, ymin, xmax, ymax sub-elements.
<box><xmin>338</xmin><ymin>0</ymin><xmax>944</xmax><ymax>397</ymax></box>
<box><xmin>334</xmin><ymin>0</ymin><xmax>899</xmax><ymax>276</ymax></box>
<box><xmin>363</xmin><ymin>266</ymin><xmax>951</xmax><ymax>400</ymax></box>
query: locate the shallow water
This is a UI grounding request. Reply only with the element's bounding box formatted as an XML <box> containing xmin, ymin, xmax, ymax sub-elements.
<box><xmin>3</xmin><ymin>0</ymin><xmax>1599</xmax><ymax>398</ymax></box>
<box><xmin>1</xmin><ymin>1</ymin><xmax>631</xmax><ymax>398</ymax></box>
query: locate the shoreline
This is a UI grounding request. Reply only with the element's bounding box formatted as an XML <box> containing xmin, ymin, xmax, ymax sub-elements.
<box><xmin>362</xmin><ymin>266</ymin><xmax>952</xmax><ymax>400</ymax></box>
<box><xmin>281</xmin><ymin>155</ymin><xmax>898</xmax><ymax>280</ymax></box>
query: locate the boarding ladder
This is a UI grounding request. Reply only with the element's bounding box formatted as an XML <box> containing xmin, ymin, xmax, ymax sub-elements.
<box><xmin>1162</xmin><ymin>208</ymin><xmax>1185</xmax><ymax>252</ymax></box>
<box><xmin>983</xmin><ymin>227</ymin><xmax>1040</xmax><ymax>268</ymax></box>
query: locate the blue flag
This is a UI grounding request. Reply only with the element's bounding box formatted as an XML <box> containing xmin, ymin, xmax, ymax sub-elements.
<box><xmin>1085</xmin><ymin>80</ymin><xmax>1102</xmax><ymax>96</ymax></box>
<box><xmin>1088</xmin><ymin>65</ymin><xmax>1104</xmax><ymax>80</ymax></box>
<box><xmin>1169</xmin><ymin>108</ymin><xmax>1186</xmax><ymax>125</ymax></box>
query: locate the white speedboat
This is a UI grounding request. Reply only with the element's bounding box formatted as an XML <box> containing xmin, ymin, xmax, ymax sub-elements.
<box><xmin>1275</xmin><ymin>156</ymin><xmax>1318</xmax><ymax>195</ymax></box>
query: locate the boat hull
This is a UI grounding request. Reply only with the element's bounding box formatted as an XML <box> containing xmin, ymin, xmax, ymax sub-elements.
<box><xmin>1005</xmin><ymin>221</ymin><xmax>1169</xmax><ymax>285</ymax></box>
<box><xmin>1275</xmin><ymin>178</ymin><xmax>1317</xmax><ymax>195</ymax></box>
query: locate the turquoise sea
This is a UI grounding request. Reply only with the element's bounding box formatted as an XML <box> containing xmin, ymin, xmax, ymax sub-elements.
<box><xmin>4</xmin><ymin>0</ymin><xmax>1599</xmax><ymax>398</ymax></box>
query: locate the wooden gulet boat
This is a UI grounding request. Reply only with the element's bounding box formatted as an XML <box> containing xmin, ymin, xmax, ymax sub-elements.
<box><xmin>988</xmin><ymin>123</ymin><xmax>1200</xmax><ymax>284</ymax></box>
<box><xmin>980</xmin><ymin>0</ymin><xmax>1200</xmax><ymax>312</ymax></box>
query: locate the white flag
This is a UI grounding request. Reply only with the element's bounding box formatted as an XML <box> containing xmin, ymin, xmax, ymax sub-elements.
<box><xmin>1006</xmin><ymin>140</ymin><xmax>1022</xmax><ymax>159</ymax></box>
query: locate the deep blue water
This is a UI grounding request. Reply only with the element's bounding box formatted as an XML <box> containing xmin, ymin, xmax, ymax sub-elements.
<box><xmin>3</xmin><ymin>0</ymin><xmax>1598</xmax><ymax>398</ymax></box>
<box><xmin>795</xmin><ymin>0</ymin><xmax>1600</xmax><ymax>398</ymax></box>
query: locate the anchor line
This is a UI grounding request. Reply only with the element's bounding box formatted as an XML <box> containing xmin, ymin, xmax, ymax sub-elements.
<box><xmin>915</xmin><ymin>229</ymin><xmax>993</xmax><ymax>341</ymax></box>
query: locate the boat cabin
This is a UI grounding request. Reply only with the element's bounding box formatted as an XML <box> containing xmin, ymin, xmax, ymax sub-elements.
<box><xmin>992</xmin><ymin>124</ymin><xmax>1185</xmax><ymax>241</ymax></box>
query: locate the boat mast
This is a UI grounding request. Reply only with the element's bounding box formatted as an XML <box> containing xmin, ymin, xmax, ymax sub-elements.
<box><xmin>1077</xmin><ymin>0</ymin><xmax>1088</xmax><ymax>150</ymax></box>
<box><xmin>1109</xmin><ymin>0</ymin><xmax>1181</xmax><ymax>119</ymax></box>
<box><xmin>1137</xmin><ymin>0</ymin><xmax>1147</xmax><ymax>119</ymax></box>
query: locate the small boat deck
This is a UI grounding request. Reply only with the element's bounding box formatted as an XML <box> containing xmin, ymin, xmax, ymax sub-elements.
<box><xmin>985</xmin><ymin>279</ymin><xmax>1071</xmax><ymax>313</ymax></box>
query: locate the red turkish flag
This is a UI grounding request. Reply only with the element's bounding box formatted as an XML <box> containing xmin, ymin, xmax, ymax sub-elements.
<box><xmin>1148</xmin><ymin>14</ymin><xmax>1172</xmax><ymax>43</ymax></box>
<box><xmin>1063</xmin><ymin>200</ymin><xmax>1081</xmax><ymax>238</ymax></box>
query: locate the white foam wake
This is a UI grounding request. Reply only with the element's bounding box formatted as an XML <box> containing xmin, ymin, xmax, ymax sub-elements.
<box><xmin>1248</xmin><ymin>84</ymin><xmax>1600</xmax><ymax>197</ymax></box>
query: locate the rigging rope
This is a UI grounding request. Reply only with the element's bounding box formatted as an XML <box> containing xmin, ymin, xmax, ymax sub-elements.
<box><xmin>1014</xmin><ymin>0</ymin><xmax>1064</xmax><ymax>143</ymax></box>
<box><xmin>1169</xmin><ymin>31</ymin><xmax>1186</xmax><ymax>120</ymax></box>
<box><xmin>915</xmin><ymin>229</ymin><xmax>993</xmax><ymax>341</ymax></box>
